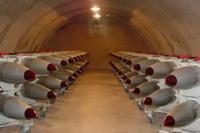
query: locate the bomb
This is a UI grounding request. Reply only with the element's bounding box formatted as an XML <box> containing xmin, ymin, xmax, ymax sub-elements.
<box><xmin>21</xmin><ymin>83</ymin><xmax>56</xmax><ymax>100</ymax></box>
<box><xmin>37</xmin><ymin>76</ymin><xmax>69</xmax><ymax>90</ymax></box>
<box><xmin>118</xmin><ymin>68</ymin><xmax>131</xmax><ymax>75</ymax></box>
<box><xmin>40</xmin><ymin>56</ymin><xmax>68</xmax><ymax>67</ymax></box>
<box><xmin>54</xmin><ymin>55</ymin><xmax>74</xmax><ymax>64</ymax></box>
<box><xmin>125</xmin><ymin>75</ymin><xmax>147</xmax><ymax>86</ymax></box>
<box><xmin>129</xmin><ymin>57</ymin><xmax>147</xmax><ymax>66</ymax></box>
<box><xmin>165</xmin><ymin>66</ymin><xmax>200</xmax><ymax>89</ymax></box>
<box><xmin>0</xmin><ymin>62</ymin><xmax>36</xmax><ymax>83</ymax></box>
<box><xmin>22</xmin><ymin>58</ymin><xmax>57</xmax><ymax>74</ymax></box>
<box><xmin>134</xmin><ymin>60</ymin><xmax>158</xmax><ymax>73</ymax></box>
<box><xmin>64</xmin><ymin>64</ymin><xmax>82</xmax><ymax>74</ymax></box>
<box><xmin>144</xmin><ymin>89</ymin><xmax>175</xmax><ymax>106</ymax></box>
<box><xmin>164</xmin><ymin>100</ymin><xmax>199</xmax><ymax>127</ymax></box>
<box><xmin>50</xmin><ymin>70</ymin><xmax>75</xmax><ymax>82</ymax></box>
<box><xmin>121</xmin><ymin>71</ymin><xmax>138</xmax><ymax>80</ymax></box>
<box><xmin>145</xmin><ymin>62</ymin><xmax>175</xmax><ymax>78</ymax></box>
<box><xmin>0</xmin><ymin>94</ymin><xmax>37</xmax><ymax>119</ymax></box>
<box><xmin>132</xmin><ymin>81</ymin><xmax>160</xmax><ymax>96</ymax></box>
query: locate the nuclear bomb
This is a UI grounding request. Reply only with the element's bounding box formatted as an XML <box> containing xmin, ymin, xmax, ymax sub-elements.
<box><xmin>22</xmin><ymin>58</ymin><xmax>57</xmax><ymax>74</ymax></box>
<box><xmin>21</xmin><ymin>83</ymin><xmax>56</xmax><ymax>100</ymax></box>
<box><xmin>144</xmin><ymin>89</ymin><xmax>175</xmax><ymax>106</ymax></box>
<box><xmin>0</xmin><ymin>94</ymin><xmax>37</xmax><ymax>119</ymax></box>
<box><xmin>40</xmin><ymin>56</ymin><xmax>68</xmax><ymax>67</ymax></box>
<box><xmin>50</xmin><ymin>70</ymin><xmax>75</xmax><ymax>82</ymax></box>
<box><xmin>121</xmin><ymin>71</ymin><xmax>138</xmax><ymax>80</ymax></box>
<box><xmin>165</xmin><ymin>66</ymin><xmax>200</xmax><ymax>89</ymax></box>
<box><xmin>145</xmin><ymin>62</ymin><xmax>175</xmax><ymax>78</ymax></box>
<box><xmin>0</xmin><ymin>62</ymin><xmax>36</xmax><ymax>83</ymax></box>
<box><xmin>37</xmin><ymin>76</ymin><xmax>69</xmax><ymax>90</ymax></box>
<box><xmin>125</xmin><ymin>75</ymin><xmax>147</xmax><ymax>86</ymax></box>
<box><xmin>132</xmin><ymin>81</ymin><xmax>160</xmax><ymax>96</ymax></box>
<box><xmin>164</xmin><ymin>100</ymin><xmax>199</xmax><ymax>127</ymax></box>
<box><xmin>134</xmin><ymin>60</ymin><xmax>158</xmax><ymax>73</ymax></box>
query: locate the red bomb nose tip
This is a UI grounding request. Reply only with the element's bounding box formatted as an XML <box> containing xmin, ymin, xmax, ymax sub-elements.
<box><xmin>68</xmin><ymin>58</ymin><xmax>74</xmax><ymax>63</ymax></box>
<box><xmin>125</xmin><ymin>79</ymin><xmax>131</xmax><ymax>84</ymax></box>
<box><xmin>165</xmin><ymin>75</ymin><xmax>177</xmax><ymax>86</ymax></box>
<box><xmin>122</xmin><ymin>76</ymin><xmax>127</xmax><ymax>80</ymax></box>
<box><xmin>24</xmin><ymin>70</ymin><xmax>36</xmax><ymax>81</ymax></box>
<box><xmin>144</xmin><ymin>97</ymin><xmax>152</xmax><ymax>105</ymax></box>
<box><xmin>25</xmin><ymin>108</ymin><xmax>37</xmax><ymax>119</ymax></box>
<box><xmin>133</xmin><ymin>88</ymin><xmax>140</xmax><ymax>94</ymax></box>
<box><xmin>74</xmin><ymin>57</ymin><xmax>79</xmax><ymax>61</ymax></box>
<box><xmin>126</xmin><ymin>60</ymin><xmax>132</xmax><ymax>65</ymax></box>
<box><xmin>145</xmin><ymin>67</ymin><xmax>154</xmax><ymax>76</ymax></box>
<box><xmin>123</xmin><ymin>59</ymin><xmax>127</xmax><ymax>63</ymax></box>
<box><xmin>61</xmin><ymin>81</ymin><xmax>68</xmax><ymax>88</ymax></box>
<box><xmin>47</xmin><ymin>64</ymin><xmax>57</xmax><ymax>72</ymax></box>
<box><xmin>73</xmin><ymin>73</ymin><xmax>78</xmax><ymax>78</ymax></box>
<box><xmin>118</xmin><ymin>71</ymin><xmax>123</xmax><ymax>75</ymax></box>
<box><xmin>69</xmin><ymin>76</ymin><xmax>75</xmax><ymax>82</ymax></box>
<box><xmin>77</xmin><ymin>70</ymin><xmax>82</xmax><ymax>74</ymax></box>
<box><xmin>134</xmin><ymin>64</ymin><xmax>141</xmax><ymax>71</ymax></box>
<box><xmin>47</xmin><ymin>91</ymin><xmax>56</xmax><ymax>100</ymax></box>
<box><xmin>61</xmin><ymin>60</ymin><xmax>68</xmax><ymax>66</ymax></box>
<box><xmin>164</xmin><ymin>115</ymin><xmax>175</xmax><ymax>127</ymax></box>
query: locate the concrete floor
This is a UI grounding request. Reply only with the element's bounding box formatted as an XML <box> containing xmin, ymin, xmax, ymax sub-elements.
<box><xmin>0</xmin><ymin>70</ymin><xmax>158</xmax><ymax>133</ymax></box>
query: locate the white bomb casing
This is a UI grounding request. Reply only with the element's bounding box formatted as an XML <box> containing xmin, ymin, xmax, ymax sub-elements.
<box><xmin>165</xmin><ymin>66</ymin><xmax>200</xmax><ymax>89</ymax></box>
<box><xmin>132</xmin><ymin>81</ymin><xmax>160</xmax><ymax>96</ymax></box>
<box><xmin>134</xmin><ymin>60</ymin><xmax>158</xmax><ymax>73</ymax></box>
<box><xmin>37</xmin><ymin>76</ymin><xmax>69</xmax><ymax>90</ymax></box>
<box><xmin>0</xmin><ymin>62</ymin><xmax>36</xmax><ymax>83</ymax></box>
<box><xmin>21</xmin><ymin>83</ymin><xmax>56</xmax><ymax>100</ymax></box>
<box><xmin>164</xmin><ymin>100</ymin><xmax>199</xmax><ymax>127</ymax></box>
<box><xmin>144</xmin><ymin>88</ymin><xmax>175</xmax><ymax>106</ymax></box>
<box><xmin>125</xmin><ymin>75</ymin><xmax>147</xmax><ymax>87</ymax></box>
<box><xmin>39</xmin><ymin>56</ymin><xmax>68</xmax><ymax>67</ymax></box>
<box><xmin>0</xmin><ymin>94</ymin><xmax>37</xmax><ymax>119</ymax></box>
<box><xmin>22</xmin><ymin>58</ymin><xmax>57</xmax><ymax>74</ymax></box>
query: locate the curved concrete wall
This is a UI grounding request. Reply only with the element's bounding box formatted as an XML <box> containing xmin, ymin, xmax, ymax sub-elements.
<box><xmin>42</xmin><ymin>20</ymin><xmax>147</xmax><ymax>70</ymax></box>
<box><xmin>0</xmin><ymin>0</ymin><xmax>199</xmax><ymax>57</ymax></box>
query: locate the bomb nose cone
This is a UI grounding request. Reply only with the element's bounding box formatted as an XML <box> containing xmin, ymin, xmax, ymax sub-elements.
<box><xmin>144</xmin><ymin>97</ymin><xmax>152</xmax><ymax>105</ymax></box>
<box><xmin>61</xmin><ymin>60</ymin><xmax>68</xmax><ymax>66</ymax></box>
<box><xmin>126</xmin><ymin>60</ymin><xmax>132</xmax><ymax>65</ymax></box>
<box><xmin>125</xmin><ymin>79</ymin><xmax>131</xmax><ymax>84</ymax></box>
<box><xmin>122</xmin><ymin>76</ymin><xmax>127</xmax><ymax>80</ymax></box>
<box><xmin>165</xmin><ymin>75</ymin><xmax>177</xmax><ymax>86</ymax></box>
<box><xmin>134</xmin><ymin>64</ymin><xmax>141</xmax><ymax>71</ymax></box>
<box><xmin>47</xmin><ymin>64</ymin><xmax>57</xmax><ymax>72</ymax></box>
<box><xmin>80</xmin><ymin>67</ymin><xmax>84</xmax><ymax>71</ymax></box>
<box><xmin>24</xmin><ymin>108</ymin><xmax>37</xmax><ymax>119</ymax></box>
<box><xmin>24</xmin><ymin>70</ymin><xmax>36</xmax><ymax>81</ymax></box>
<box><xmin>69</xmin><ymin>76</ymin><xmax>75</xmax><ymax>82</ymax></box>
<box><xmin>68</xmin><ymin>58</ymin><xmax>74</xmax><ymax>63</ymax></box>
<box><xmin>77</xmin><ymin>69</ymin><xmax>82</xmax><ymax>74</ymax></box>
<box><xmin>145</xmin><ymin>67</ymin><xmax>154</xmax><ymax>76</ymax></box>
<box><xmin>73</xmin><ymin>73</ymin><xmax>78</xmax><ymax>78</ymax></box>
<box><xmin>164</xmin><ymin>115</ymin><xmax>175</xmax><ymax>127</ymax></box>
<box><xmin>123</xmin><ymin>59</ymin><xmax>127</xmax><ymax>63</ymax></box>
<box><xmin>133</xmin><ymin>88</ymin><xmax>140</xmax><ymax>94</ymax></box>
<box><xmin>61</xmin><ymin>81</ymin><xmax>68</xmax><ymax>88</ymax></box>
<box><xmin>47</xmin><ymin>91</ymin><xmax>57</xmax><ymax>100</ymax></box>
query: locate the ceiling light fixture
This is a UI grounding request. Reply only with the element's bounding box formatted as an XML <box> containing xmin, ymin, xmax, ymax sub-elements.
<box><xmin>93</xmin><ymin>14</ymin><xmax>101</xmax><ymax>19</ymax></box>
<box><xmin>91</xmin><ymin>6</ymin><xmax>101</xmax><ymax>12</ymax></box>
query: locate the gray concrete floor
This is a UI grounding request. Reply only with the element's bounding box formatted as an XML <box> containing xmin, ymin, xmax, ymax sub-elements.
<box><xmin>0</xmin><ymin>70</ymin><xmax>158</xmax><ymax>133</ymax></box>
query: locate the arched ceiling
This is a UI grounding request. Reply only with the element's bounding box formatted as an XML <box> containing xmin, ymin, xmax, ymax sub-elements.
<box><xmin>0</xmin><ymin>0</ymin><xmax>199</xmax><ymax>56</ymax></box>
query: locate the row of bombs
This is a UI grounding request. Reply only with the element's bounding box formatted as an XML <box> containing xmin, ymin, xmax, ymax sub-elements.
<box><xmin>109</xmin><ymin>52</ymin><xmax>200</xmax><ymax>131</ymax></box>
<box><xmin>0</xmin><ymin>52</ymin><xmax>89</xmax><ymax>121</ymax></box>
